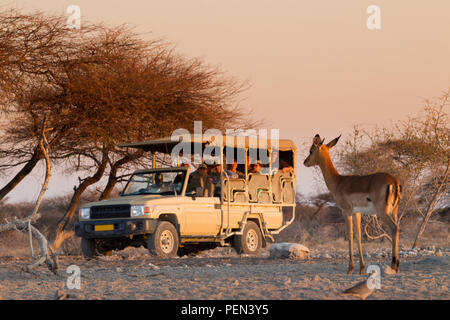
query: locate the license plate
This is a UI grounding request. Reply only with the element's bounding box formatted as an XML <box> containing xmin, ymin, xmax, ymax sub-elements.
<box><xmin>94</xmin><ymin>224</ymin><xmax>114</xmax><ymax>231</ymax></box>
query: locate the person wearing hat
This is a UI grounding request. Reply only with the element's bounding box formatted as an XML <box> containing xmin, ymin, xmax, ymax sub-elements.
<box><xmin>203</xmin><ymin>162</ymin><xmax>222</xmax><ymax>197</ymax></box>
<box><xmin>208</xmin><ymin>163</ymin><xmax>222</xmax><ymax>185</ymax></box>
<box><xmin>187</xmin><ymin>163</ymin><xmax>207</xmax><ymax>194</ymax></box>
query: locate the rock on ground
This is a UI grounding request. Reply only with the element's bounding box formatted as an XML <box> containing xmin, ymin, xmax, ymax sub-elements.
<box><xmin>269</xmin><ymin>243</ymin><xmax>310</xmax><ymax>260</ymax></box>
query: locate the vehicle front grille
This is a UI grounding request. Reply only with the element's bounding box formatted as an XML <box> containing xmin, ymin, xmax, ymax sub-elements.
<box><xmin>90</xmin><ymin>204</ymin><xmax>131</xmax><ymax>219</ymax></box>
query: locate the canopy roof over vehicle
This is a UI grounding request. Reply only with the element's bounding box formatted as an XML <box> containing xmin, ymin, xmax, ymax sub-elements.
<box><xmin>118</xmin><ymin>135</ymin><xmax>297</xmax><ymax>154</ymax></box>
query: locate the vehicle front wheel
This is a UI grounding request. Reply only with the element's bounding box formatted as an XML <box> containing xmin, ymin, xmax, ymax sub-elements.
<box><xmin>233</xmin><ymin>221</ymin><xmax>263</xmax><ymax>255</ymax></box>
<box><xmin>147</xmin><ymin>221</ymin><xmax>179</xmax><ymax>258</ymax></box>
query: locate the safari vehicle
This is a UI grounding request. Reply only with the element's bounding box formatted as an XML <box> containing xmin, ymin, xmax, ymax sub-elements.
<box><xmin>75</xmin><ymin>135</ymin><xmax>297</xmax><ymax>258</ymax></box>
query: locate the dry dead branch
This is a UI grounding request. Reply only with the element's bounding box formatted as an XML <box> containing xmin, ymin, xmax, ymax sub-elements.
<box><xmin>363</xmin><ymin>215</ymin><xmax>392</xmax><ymax>243</ymax></box>
<box><xmin>0</xmin><ymin>116</ymin><xmax>58</xmax><ymax>273</ymax></box>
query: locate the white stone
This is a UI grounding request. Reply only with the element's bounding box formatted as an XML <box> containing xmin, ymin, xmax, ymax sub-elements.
<box><xmin>148</xmin><ymin>263</ymin><xmax>160</xmax><ymax>270</ymax></box>
<box><xmin>269</xmin><ymin>243</ymin><xmax>310</xmax><ymax>260</ymax></box>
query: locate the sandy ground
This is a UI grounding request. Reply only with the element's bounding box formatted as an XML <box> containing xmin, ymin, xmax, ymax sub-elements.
<box><xmin>0</xmin><ymin>246</ymin><xmax>448</xmax><ymax>300</ymax></box>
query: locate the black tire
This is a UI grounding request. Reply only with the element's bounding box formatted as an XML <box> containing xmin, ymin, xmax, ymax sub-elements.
<box><xmin>81</xmin><ymin>238</ymin><xmax>98</xmax><ymax>259</ymax></box>
<box><xmin>233</xmin><ymin>221</ymin><xmax>263</xmax><ymax>255</ymax></box>
<box><xmin>147</xmin><ymin>221</ymin><xmax>179</xmax><ymax>258</ymax></box>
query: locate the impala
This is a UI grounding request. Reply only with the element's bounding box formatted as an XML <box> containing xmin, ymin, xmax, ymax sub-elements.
<box><xmin>304</xmin><ymin>134</ymin><xmax>401</xmax><ymax>274</ymax></box>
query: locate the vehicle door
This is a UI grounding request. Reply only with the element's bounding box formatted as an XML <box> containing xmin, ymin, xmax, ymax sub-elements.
<box><xmin>181</xmin><ymin>196</ymin><xmax>222</xmax><ymax>236</ymax></box>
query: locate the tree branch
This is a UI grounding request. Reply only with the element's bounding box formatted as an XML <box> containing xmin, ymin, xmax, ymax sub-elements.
<box><xmin>0</xmin><ymin>115</ymin><xmax>57</xmax><ymax>273</ymax></box>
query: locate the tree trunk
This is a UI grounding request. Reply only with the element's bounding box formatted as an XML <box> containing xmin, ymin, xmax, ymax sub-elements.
<box><xmin>412</xmin><ymin>211</ymin><xmax>434</xmax><ymax>249</ymax></box>
<box><xmin>0</xmin><ymin>117</ymin><xmax>58</xmax><ymax>273</ymax></box>
<box><xmin>98</xmin><ymin>167</ymin><xmax>118</xmax><ymax>201</ymax></box>
<box><xmin>52</xmin><ymin>153</ymin><xmax>108</xmax><ymax>251</ymax></box>
<box><xmin>0</xmin><ymin>148</ymin><xmax>42</xmax><ymax>201</ymax></box>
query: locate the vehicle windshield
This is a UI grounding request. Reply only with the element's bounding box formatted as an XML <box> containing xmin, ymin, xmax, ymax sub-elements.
<box><xmin>122</xmin><ymin>171</ymin><xmax>186</xmax><ymax>196</ymax></box>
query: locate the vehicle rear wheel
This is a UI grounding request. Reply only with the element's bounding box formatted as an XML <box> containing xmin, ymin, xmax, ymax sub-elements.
<box><xmin>233</xmin><ymin>221</ymin><xmax>263</xmax><ymax>255</ymax></box>
<box><xmin>147</xmin><ymin>221</ymin><xmax>179</xmax><ymax>258</ymax></box>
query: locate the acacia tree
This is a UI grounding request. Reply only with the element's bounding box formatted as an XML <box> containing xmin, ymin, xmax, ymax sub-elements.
<box><xmin>338</xmin><ymin>89</ymin><xmax>449</xmax><ymax>248</ymax></box>
<box><xmin>50</xmin><ymin>26</ymin><xmax>253</xmax><ymax>250</ymax></box>
<box><xmin>0</xmin><ymin>10</ymin><xmax>254</xmax><ymax>251</ymax></box>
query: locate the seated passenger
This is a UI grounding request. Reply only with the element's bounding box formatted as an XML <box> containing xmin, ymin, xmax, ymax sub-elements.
<box><xmin>279</xmin><ymin>159</ymin><xmax>294</xmax><ymax>173</ymax></box>
<box><xmin>148</xmin><ymin>173</ymin><xmax>165</xmax><ymax>192</ymax></box>
<box><xmin>207</xmin><ymin>163</ymin><xmax>221</xmax><ymax>185</ymax></box>
<box><xmin>204</xmin><ymin>163</ymin><xmax>222</xmax><ymax>197</ymax></box>
<box><xmin>225</xmin><ymin>160</ymin><xmax>244</xmax><ymax>179</ymax></box>
<box><xmin>249</xmin><ymin>160</ymin><xmax>262</xmax><ymax>174</ymax></box>
<box><xmin>187</xmin><ymin>164</ymin><xmax>207</xmax><ymax>194</ymax></box>
<box><xmin>266</xmin><ymin>150</ymin><xmax>279</xmax><ymax>174</ymax></box>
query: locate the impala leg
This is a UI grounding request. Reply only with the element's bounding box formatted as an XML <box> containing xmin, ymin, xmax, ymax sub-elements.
<box><xmin>346</xmin><ymin>215</ymin><xmax>354</xmax><ymax>274</ymax></box>
<box><xmin>384</xmin><ymin>206</ymin><xmax>400</xmax><ymax>273</ymax></box>
<box><xmin>391</xmin><ymin>205</ymin><xmax>400</xmax><ymax>272</ymax></box>
<box><xmin>391</xmin><ymin>223</ymin><xmax>400</xmax><ymax>272</ymax></box>
<box><xmin>354</xmin><ymin>212</ymin><xmax>365</xmax><ymax>275</ymax></box>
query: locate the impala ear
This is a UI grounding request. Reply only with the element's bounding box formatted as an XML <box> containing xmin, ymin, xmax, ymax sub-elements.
<box><xmin>326</xmin><ymin>134</ymin><xmax>341</xmax><ymax>149</ymax></box>
<box><xmin>313</xmin><ymin>134</ymin><xmax>322</xmax><ymax>146</ymax></box>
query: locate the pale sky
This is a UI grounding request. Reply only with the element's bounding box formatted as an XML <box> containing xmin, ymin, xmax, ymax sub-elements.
<box><xmin>2</xmin><ymin>0</ymin><xmax>450</xmax><ymax>202</ymax></box>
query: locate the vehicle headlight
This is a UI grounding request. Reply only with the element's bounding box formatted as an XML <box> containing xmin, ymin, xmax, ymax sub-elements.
<box><xmin>79</xmin><ymin>207</ymin><xmax>90</xmax><ymax>219</ymax></box>
<box><xmin>131</xmin><ymin>205</ymin><xmax>154</xmax><ymax>217</ymax></box>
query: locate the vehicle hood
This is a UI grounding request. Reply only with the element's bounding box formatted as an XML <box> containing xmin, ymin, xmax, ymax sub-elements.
<box><xmin>83</xmin><ymin>194</ymin><xmax>180</xmax><ymax>207</ymax></box>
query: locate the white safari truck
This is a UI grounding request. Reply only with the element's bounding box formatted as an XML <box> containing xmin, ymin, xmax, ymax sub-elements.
<box><xmin>75</xmin><ymin>136</ymin><xmax>297</xmax><ymax>258</ymax></box>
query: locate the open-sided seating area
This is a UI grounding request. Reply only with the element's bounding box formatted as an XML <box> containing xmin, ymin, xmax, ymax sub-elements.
<box><xmin>223</xmin><ymin>171</ymin><xmax>295</xmax><ymax>204</ymax></box>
